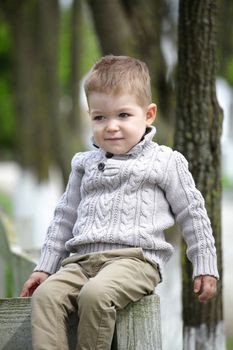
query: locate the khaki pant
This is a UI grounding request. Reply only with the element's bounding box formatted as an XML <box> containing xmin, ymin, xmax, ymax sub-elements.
<box><xmin>31</xmin><ymin>248</ymin><xmax>160</xmax><ymax>350</ymax></box>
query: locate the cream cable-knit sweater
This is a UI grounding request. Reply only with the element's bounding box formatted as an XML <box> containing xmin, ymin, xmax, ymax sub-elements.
<box><xmin>35</xmin><ymin>126</ymin><xmax>219</xmax><ymax>279</ymax></box>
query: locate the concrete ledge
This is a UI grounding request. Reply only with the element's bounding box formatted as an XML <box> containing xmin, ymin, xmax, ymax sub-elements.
<box><xmin>0</xmin><ymin>294</ymin><xmax>162</xmax><ymax>350</ymax></box>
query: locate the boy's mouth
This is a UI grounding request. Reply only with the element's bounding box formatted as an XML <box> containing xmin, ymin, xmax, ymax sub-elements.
<box><xmin>105</xmin><ymin>137</ymin><xmax>124</xmax><ymax>141</ymax></box>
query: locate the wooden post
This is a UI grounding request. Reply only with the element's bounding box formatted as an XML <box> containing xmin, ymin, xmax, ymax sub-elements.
<box><xmin>0</xmin><ymin>298</ymin><xmax>32</xmax><ymax>350</ymax></box>
<box><xmin>112</xmin><ymin>294</ymin><xmax>162</xmax><ymax>350</ymax></box>
<box><xmin>0</xmin><ymin>295</ymin><xmax>162</xmax><ymax>350</ymax></box>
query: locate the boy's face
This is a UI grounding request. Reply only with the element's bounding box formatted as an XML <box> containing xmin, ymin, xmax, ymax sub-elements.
<box><xmin>88</xmin><ymin>92</ymin><xmax>156</xmax><ymax>155</ymax></box>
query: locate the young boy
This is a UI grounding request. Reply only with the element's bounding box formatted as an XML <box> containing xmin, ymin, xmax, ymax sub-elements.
<box><xmin>20</xmin><ymin>55</ymin><xmax>218</xmax><ymax>350</ymax></box>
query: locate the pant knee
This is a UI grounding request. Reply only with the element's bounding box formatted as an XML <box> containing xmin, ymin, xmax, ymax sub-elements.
<box><xmin>32</xmin><ymin>282</ymin><xmax>51</xmax><ymax>311</ymax></box>
<box><xmin>32</xmin><ymin>281</ymin><xmax>48</xmax><ymax>302</ymax></box>
<box><xmin>32</xmin><ymin>279</ymin><xmax>63</xmax><ymax>310</ymax></box>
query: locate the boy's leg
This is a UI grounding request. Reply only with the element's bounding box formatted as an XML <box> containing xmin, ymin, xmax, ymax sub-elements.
<box><xmin>31</xmin><ymin>263</ymin><xmax>88</xmax><ymax>350</ymax></box>
<box><xmin>76</xmin><ymin>248</ymin><xmax>160</xmax><ymax>350</ymax></box>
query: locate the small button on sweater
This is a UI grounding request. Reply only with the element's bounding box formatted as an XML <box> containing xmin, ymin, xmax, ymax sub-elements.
<box><xmin>35</xmin><ymin>126</ymin><xmax>219</xmax><ymax>279</ymax></box>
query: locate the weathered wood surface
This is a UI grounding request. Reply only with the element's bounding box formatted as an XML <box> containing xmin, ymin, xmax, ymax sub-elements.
<box><xmin>0</xmin><ymin>298</ymin><xmax>32</xmax><ymax>350</ymax></box>
<box><xmin>0</xmin><ymin>294</ymin><xmax>162</xmax><ymax>350</ymax></box>
<box><xmin>113</xmin><ymin>293</ymin><xmax>162</xmax><ymax>350</ymax></box>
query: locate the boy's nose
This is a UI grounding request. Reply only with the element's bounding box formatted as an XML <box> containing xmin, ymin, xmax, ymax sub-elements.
<box><xmin>105</xmin><ymin>119</ymin><xmax>120</xmax><ymax>132</ymax></box>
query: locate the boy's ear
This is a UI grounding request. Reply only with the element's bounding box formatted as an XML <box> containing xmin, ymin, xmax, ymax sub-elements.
<box><xmin>146</xmin><ymin>103</ymin><xmax>157</xmax><ymax>125</ymax></box>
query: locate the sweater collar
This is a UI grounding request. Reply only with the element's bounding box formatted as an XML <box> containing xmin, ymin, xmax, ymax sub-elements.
<box><xmin>125</xmin><ymin>126</ymin><xmax>156</xmax><ymax>156</ymax></box>
<box><xmin>92</xmin><ymin>126</ymin><xmax>156</xmax><ymax>157</ymax></box>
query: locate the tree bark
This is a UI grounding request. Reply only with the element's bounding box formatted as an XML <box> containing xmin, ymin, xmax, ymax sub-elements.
<box><xmin>122</xmin><ymin>0</ymin><xmax>174</xmax><ymax>120</ymax></box>
<box><xmin>6</xmin><ymin>1</ymin><xmax>38</xmax><ymax>172</ymax></box>
<box><xmin>36</xmin><ymin>0</ymin><xmax>65</xmax><ymax>180</ymax></box>
<box><xmin>175</xmin><ymin>1</ymin><xmax>224</xmax><ymax>349</ymax></box>
<box><xmin>87</xmin><ymin>0</ymin><xmax>136</xmax><ymax>56</ymax></box>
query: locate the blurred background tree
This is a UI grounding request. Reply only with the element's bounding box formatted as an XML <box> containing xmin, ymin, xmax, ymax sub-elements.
<box><xmin>0</xmin><ymin>0</ymin><xmax>101</xmax><ymax>183</ymax></box>
<box><xmin>175</xmin><ymin>0</ymin><xmax>224</xmax><ymax>348</ymax></box>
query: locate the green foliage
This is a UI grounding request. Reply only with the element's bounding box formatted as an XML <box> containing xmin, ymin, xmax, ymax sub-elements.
<box><xmin>0</xmin><ymin>3</ymin><xmax>101</xmax><ymax>161</ymax></box>
<box><xmin>225</xmin><ymin>59</ymin><xmax>233</xmax><ymax>86</ymax></box>
<box><xmin>59</xmin><ymin>3</ymin><xmax>101</xmax><ymax>94</ymax></box>
<box><xmin>221</xmin><ymin>175</ymin><xmax>233</xmax><ymax>189</ymax></box>
<box><xmin>0</xmin><ymin>80</ymin><xmax>15</xmax><ymax>148</ymax></box>
<box><xmin>59</xmin><ymin>8</ymin><xmax>72</xmax><ymax>92</ymax></box>
<box><xmin>227</xmin><ymin>337</ymin><xmax>233</xmax><ymax>350</ymax></box>
<box><xmin>80</xmin><ymin>3</ymin><xmax>101</xmax><ymax>75</ymax></box>
<box><xmin>0</xmin><ymin>18</ymin><xmax>15</xmax><ymax>156</ymax></box>
<box><xmin>4</xmin><ymin>263</ymin><xmax>13</xmax><ymax>298</ymax></box>
<box><xmin>0</xmin><ymin>192</ymin><xmax>12</xmax><ymax>216</ymax></box>
<box><xmin>0</xmin><ymin>21</ymin><xmax>11</xmax><ymax>55</ymax></box>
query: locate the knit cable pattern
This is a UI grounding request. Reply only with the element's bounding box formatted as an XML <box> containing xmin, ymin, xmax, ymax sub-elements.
<box><xmin>35</xmin><ymin>127</ymin><xmax>219</xmax><ymax>279</ymax></box>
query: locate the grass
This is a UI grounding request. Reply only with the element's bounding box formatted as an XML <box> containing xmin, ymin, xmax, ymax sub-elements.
<box><xmin>0</xmin><ymin>191</ymin><xmax>12</xmax><ymax>216</ymax></box>
<box><xmin>227</xmin><ymin>337</ymin><xmax>233</xmax><ymax>350</ymax></box>
<box><xmin>222</xmin><ymin>175</ymin><xmax>233</xmax><ymax>190</ymax></box>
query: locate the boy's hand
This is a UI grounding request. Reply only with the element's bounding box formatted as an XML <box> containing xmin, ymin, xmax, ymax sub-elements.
<box><xmin>194</xmin><ymin>275</ymin><xmax>217</xmax><ymax>302</ymax></box>
<box><xmin>20</xmin><ymin>271</ymin><xmax>50</xmax><ymax>297</ymax></box>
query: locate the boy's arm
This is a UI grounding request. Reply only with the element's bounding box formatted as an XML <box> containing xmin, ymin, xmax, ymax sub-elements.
<box><xmin>163</xmin><ymin>150</ymin><xmax>219</xmax><ymax>281</ymax></box>
<box><xmin>34</xmin><ymin>153</ymin><xmax>83</xmax><ymax>275</ymax></box>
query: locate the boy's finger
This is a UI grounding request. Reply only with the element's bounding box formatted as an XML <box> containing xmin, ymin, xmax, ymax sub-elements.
<box><xmin>198</xmin><ymin>289</ymin><xmax>209</xmax><ymax>302</ymax></box>
<box><xmin>194</xmin><ymin>276</ymin><xmax>202</xmax><ymax>293</ymax></box>
<box><xmin>198</xmin><ymin>280</ymin><xmax>217</xmax><ymax>302</ymax></box>
<box><xmin>20</xmin><ymin>279</ymin><xmax>35</xmax><ymax>297</ymax></box>
<box><xmin>20</xmin><ymin>287</ymin><xmax>29</xmax><ymax>297</ymax></box>
<box><xmin>198</xmin><ymin>286</ymin><xmax>213</xmax><ymax>302</ymax></box>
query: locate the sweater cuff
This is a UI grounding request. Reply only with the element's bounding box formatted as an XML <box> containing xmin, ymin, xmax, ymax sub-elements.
<box><xmin>34</xmin><ymin>251</ymin><xmax>68</xmax><ymax>275</ymax></box>
<box><xmin>192</xmin><ymin>254</ymin><xmax>219</xmax><ymax>280</ymax></box>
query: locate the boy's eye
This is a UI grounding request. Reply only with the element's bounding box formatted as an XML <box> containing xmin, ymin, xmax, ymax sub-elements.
<box><xmin>119</xmin><ymin>113</ymin><xmax>130</xmax><ymax>118</ymax></box>
<box><xmin>93</xmin><ymin>115</ymin><xmax>104</xmax><ymax>121</ymax></box>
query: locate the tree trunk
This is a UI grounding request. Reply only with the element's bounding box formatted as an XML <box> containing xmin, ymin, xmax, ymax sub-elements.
<box><xmin>175</xmin><ymin>1</ymin><xmax>224</xmax><ymax>349</ymax></box>
<box><xmin>36</xmin><ymin>0</ymin><xmax>66</xmax><ymax>180</ymax></box>
<box><xmin>87</xmin><ymin>0</ymin><xmax>136</xmax><ymax>56</ymax></box>
<box><xmin>9</xmin><ymin>1</ymin><xmax>39</xmax><ymax>173</ymax></box>
<box><xmin>122</xmin><ymin>0</ymin><xmax>174</xmax><ymax>122</ymax></box>
<box><xmin>36</xmin><ymin>0</ymin><xmax>71</xmax><ymax>183</ymax></box>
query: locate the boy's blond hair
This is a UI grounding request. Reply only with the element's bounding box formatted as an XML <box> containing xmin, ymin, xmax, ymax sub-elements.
<box><xmin>84</xmin><ymin>55</ymin><xmax>152</xmax><ymax>107</ymax></box>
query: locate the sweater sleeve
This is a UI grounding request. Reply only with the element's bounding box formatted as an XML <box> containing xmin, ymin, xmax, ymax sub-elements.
<box><xmin>163</xmin><ymin>150</ymin><xmax>219</xmax><ymax>279</ymax></box>
<box><xmin>34</xmin><ymin>153</ymin><xmax>83</xmax><ymax>274</ymax></box>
